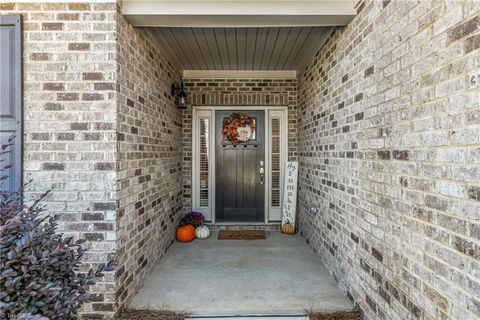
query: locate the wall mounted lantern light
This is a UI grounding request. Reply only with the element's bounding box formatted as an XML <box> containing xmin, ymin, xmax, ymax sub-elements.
<box><xmin>171</xmin><ymin>81</ymin><xmax>188</xmax><ymax>109</ymax></box>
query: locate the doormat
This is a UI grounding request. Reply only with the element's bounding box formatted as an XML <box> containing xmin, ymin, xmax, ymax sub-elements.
<box><xmin>306</xmin><ymin>307</ymin><xmax>363</xmax><ymax>320</ymax></box>
<box><xmin>117</xmin><ymin>308</ymin><xmax>361</xmax><ymax>320</ymax></box>
<box><xmin>218</xmin><ymin>230</ymin><xmax>266</xmax><ymax>240</ymax></box>
<box><xmin>117</xmin><ymin>309</ymin><xmax>187</xmax><ymax>320</ymax></box>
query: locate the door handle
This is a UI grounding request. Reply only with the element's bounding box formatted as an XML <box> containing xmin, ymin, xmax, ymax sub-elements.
<box><xmin>259</xmin><ymin>162</ymin><xmax>264</xmax><ymax>184</ymax></box>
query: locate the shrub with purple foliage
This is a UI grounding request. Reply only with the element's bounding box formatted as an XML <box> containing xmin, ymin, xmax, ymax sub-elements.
<box><xmin>0</xmin><ymin>137</ymin><xmax>114</xmax><ymax>319</ymax></box>
<box><xmin>180</xmin><ymin>211</ymin><xmax>205</xmax><ymax>228</ymax></box>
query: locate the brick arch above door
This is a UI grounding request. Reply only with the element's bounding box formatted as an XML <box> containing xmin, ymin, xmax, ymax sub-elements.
<box><xmin>181</xmin><ymin>78</ymin><xmax>298</xmax><ymax>213</ymax></box>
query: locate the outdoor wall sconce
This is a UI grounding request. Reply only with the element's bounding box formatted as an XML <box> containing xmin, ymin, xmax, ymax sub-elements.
<box><xmin>171</xmin><ymin>81</ymin><xmax>188</xmax><ymax>109</ymax></box>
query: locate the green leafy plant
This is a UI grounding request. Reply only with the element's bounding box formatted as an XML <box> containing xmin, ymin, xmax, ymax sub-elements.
<box><xmin>0</xmin><ymin>137</ymin><xmax>114</xmax><ymax>319</ymax></box>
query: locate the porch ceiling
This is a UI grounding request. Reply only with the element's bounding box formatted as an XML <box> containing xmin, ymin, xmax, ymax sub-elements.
<box><xmin>123</xmin><ymin>0</ymin><xmax>355</xmax><ymax>73</ymax></box>
<box><xmin>146</xmin><ymin>27</ymin><xmax>332</xmax><ymax>72</ymax></box>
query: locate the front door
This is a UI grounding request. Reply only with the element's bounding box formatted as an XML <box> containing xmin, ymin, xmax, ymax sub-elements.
<box><xmin>215</xmin><ymin>110</ymin><xmax>265</xmax><ymax>222</ymax></box>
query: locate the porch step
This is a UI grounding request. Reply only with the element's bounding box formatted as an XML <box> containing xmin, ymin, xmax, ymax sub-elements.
<box><xmin>206</xmin><ymin>223</ymin><xmax>281</xmax><ymax>231</ymax></box>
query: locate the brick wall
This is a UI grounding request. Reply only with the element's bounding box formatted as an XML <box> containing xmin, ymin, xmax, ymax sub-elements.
<box><xmin>297</xmin><ymin>1</ymin><xmax>480</xmax><ymax>320</ymax></box>
<box><xmin>115</xmin><ymin>13</ymin><xmax>183</xmax><ymax>311</ymax></box>
<box><xmin>0</xmin><ymin>2</ymin><xmax>118</xmax><ymax>317</ymax></box>
<box><xmin>0</xmin><ymin>2</ymin><xmax>183</xmax><ymax>317</ymax></box>
<box><xmin>181</xmin><ymin>78</ymin><xmax>297</xmax><ymax>213</ymax></box>
<box><xmin>3</xmin><ymin>0</ymin><xmax>480</xmax><ymax>319</ymax></box>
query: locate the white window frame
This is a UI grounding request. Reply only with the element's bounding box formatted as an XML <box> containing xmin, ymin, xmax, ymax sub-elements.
<box><xmin>192</xmin><ymin>106</ymin><xmax>288</xmax><ymax>224</ymax></box>
<box><xmin>192</xmin><ymin>110</ymin><xmax>214</xmax><ymax>220</ymax></box>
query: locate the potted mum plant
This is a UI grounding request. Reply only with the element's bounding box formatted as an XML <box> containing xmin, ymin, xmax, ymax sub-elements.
<box><xmin>180</xmin><ymin>211</ymin><xmax>205</xmax><ymax>227</ymax></box>
<box><xmin>176</xmin><ymin>212</ymin><xmax>208</xmax><ymax>242</ymax></box>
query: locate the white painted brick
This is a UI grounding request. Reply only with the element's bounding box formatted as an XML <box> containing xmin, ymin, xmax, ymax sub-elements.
<box><xmin>452</xmin><ymin>166</ymin><xmax>480</xmax><ymax>181</ymax></box>
<box><xmin>451</xmin><ymin>127</ymin><xmax>480</xmax><ymax>145</ymax></box>
<box><xmin>436</xmin><ymin>147</ymin><xmax>466</xmax><ymax>162</ymax></box>
<box><xmin>436</xmin><ymin>181</ymin><xmax>465</xmax><ymax>198</ymax></box>
<box><xmin>433</xmin><ymin>4</ymin><xmax>463</xmax><ymax>35</ymax></box>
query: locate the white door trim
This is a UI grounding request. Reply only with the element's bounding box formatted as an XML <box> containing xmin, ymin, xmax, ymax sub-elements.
<box><xmin>192</xmin><ymin>105</ymin><xmax>288</xmax><ymax>224</ymax></box>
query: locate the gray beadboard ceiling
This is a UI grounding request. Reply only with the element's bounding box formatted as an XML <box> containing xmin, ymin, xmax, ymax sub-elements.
<box><xmin>146</xmin><ymin>27</ymin><xmax>332</xmax><ymax>72</ymax></box>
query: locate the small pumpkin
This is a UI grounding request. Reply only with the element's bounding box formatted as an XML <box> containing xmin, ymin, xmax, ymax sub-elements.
<box><xmin>177</xmin><ymin>225</ymin><xmax>196</xmax><ymax>242</ymax></box>
<box><xmin>196</xmin><ymin>225</ymin><xmax>210</xmax><ymax>239</ymax></box>
<box><xmin>282</xmin><ymin>223</ymin><xmax>295</xmax><ymax>234</ymax></box>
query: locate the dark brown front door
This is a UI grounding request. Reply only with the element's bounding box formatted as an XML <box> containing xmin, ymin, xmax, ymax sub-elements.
<box><xmin>215</xmin><ymin>110</ymin><xmax>265</xmax><ymax>222</ymax></box>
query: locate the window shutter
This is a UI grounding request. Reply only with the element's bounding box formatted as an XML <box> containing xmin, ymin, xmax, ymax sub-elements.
<box><xmin>0</xmin><ymin>14</ymin><xmax>22</xmax><ymax>193</ymax></box>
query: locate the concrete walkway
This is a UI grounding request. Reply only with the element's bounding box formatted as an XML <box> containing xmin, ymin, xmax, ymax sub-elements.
<box><xmin>129</xmin><ymin>232</ymin><xmax>353</xmax><ymax>317</ymax></box>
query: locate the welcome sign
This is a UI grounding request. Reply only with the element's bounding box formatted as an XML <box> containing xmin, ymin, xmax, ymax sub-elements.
<box><xmin>281</xmin><ymin>161</ymin><xmax>298</xmax><ymax>234</ymax></box>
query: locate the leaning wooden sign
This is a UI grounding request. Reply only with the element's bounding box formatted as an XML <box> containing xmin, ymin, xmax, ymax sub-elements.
<box><xmin>281</xmin><ymin>161</ymin><xmax>298</xmax><ymax>234</ymax></box>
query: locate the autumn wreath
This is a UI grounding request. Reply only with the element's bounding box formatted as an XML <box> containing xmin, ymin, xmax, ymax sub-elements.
<box><xmin>222</xmin><ymin>113</ymin><xmax>256</xmax><ymax>144</ymax></box>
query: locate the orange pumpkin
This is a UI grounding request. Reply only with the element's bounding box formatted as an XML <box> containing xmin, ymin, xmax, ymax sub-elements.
<box><xmin>176</xmin><ymin>225</ymin><xmax>196</xmax><ymax>242</ymax></box>
<box><xmin>282</xmin><ymin>223</ymin><xmax>295</xmax><ymax>234</ymax></box>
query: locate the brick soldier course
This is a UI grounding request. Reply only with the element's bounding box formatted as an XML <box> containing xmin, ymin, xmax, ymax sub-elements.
<box><xmin>1</xmin><ymin>0</ymin><xmax>479</xmax><ymax>319</ymax></box>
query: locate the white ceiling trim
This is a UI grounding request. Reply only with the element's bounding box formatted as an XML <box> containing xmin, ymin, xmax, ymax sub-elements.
<box><xmin>126</xmin><ymin>15</ymin><xmax>353</xmax><ymax>28</ymax></box>
<box><xmin>122</xmin><ymin>0</ymin><xmax>356</xmax><ymax>27</ymax></box>
<box><xmin>14</xmin><ymin>0</ymin><xmax>115</xmax><ymax>2</ymax></box>
<box><xmin>183</xmin><ymin>70</ymin><xmax>297</xmax><ymax>79</ymax></box>
<box><xmin>123</xmin><ymin>0</ymin><xmax>356</xmax><ymax>15</ymax></box>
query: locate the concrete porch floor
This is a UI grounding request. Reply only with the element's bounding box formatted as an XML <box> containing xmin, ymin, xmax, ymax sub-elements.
<box><xmin>129</xmin><ymin>232</ymin><xmax>353</xmax><ymax>317</ymax></box>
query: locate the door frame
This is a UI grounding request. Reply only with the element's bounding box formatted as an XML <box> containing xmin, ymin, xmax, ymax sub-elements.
<box><xmin>192</xmin><ymin>105</ymin><xmax>288</xmax><ymax>224</ymax></box>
